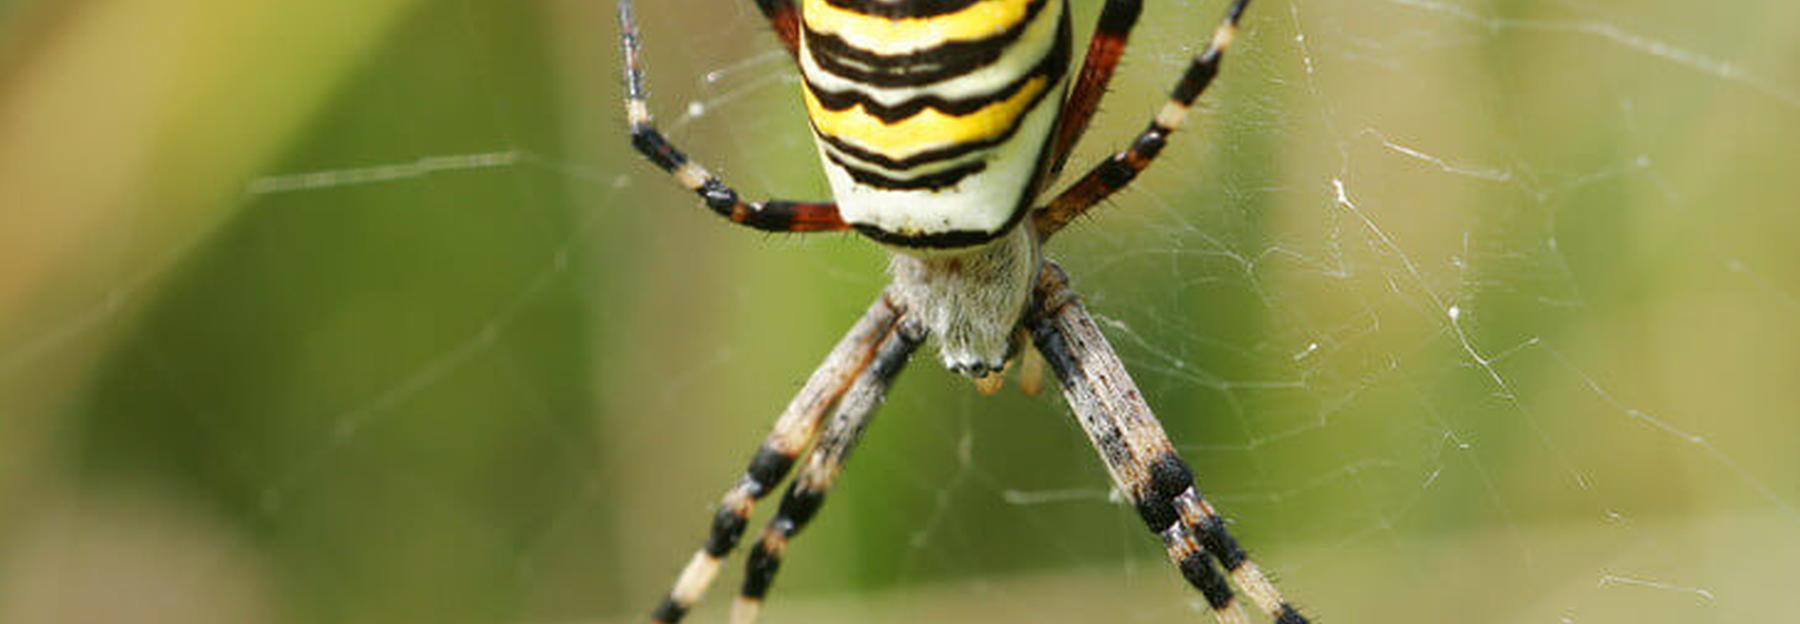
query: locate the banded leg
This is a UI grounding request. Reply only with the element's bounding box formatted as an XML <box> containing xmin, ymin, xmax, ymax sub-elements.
<box><xmin>1027</xmin><ymin>262</ymin><xmax>1308</xmax><ymax>624</ymax></box>
<box><xmin>751</xmin><ymin>0</ymin><xmax>802</xmax><ymax>57</ymax></box>
<box><xmin>1176</xmin><ymin>488</ymin><xmax>1306</xmax><ymax>623</ymax></box>
<box><xmin>733</xmin><ymin>318</ymin><xmax>926</xmax><ymax>624</ymax></box>
<box><xmin>1034</xmin><ymin>0</ymin><xmax>1250</xmax><ymax>241</ymax></box>
<box><xmin>1048</xmin><ymin>0</ymin><xmax>1145</xmax><ymax>179</ymax></box>
<box><xmin>648</xmin><ymin>295</ymin><xmax>903</xmax><ymax>624</ymax></box>
<box><xmin>619</xmin><ymin>0</ymin><xmax>850</xmax><ymax>233</ymax></box>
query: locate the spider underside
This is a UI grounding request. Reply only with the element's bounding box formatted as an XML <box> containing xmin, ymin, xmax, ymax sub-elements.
<box><xmin>618</xmin><ymin>1</ymin><xmax>1310</xmax><ymax>622</ymax></box>
<box><xmin>889</xmin><ymin>224</ymin><xmax>1039</xmax><ymax>377</ymax></box>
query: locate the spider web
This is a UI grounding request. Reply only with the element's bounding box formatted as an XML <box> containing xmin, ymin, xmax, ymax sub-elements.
<box><xmin>2</xmin><ymin>1</ymin><xmax>1798</xmax><ymax>623</ymax></box>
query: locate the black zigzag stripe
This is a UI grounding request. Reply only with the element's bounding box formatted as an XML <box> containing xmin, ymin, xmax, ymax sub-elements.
<box><xmin>820</xmin><ymin>0</ymin><xmax>985</xmax><ymax>19</ymax></box>
<box><xmin>808</xmin><ymin>18</ymin><xmax>1069</xmax><ymax>172</ymax></box>
<box><xmin>803</xmin><ymin>0</ymin><xmax>1049</xmax><ymax>87</ymax></box>
<box><xmin>804</xmin><ymin>20</ymin><xmax>1070</xmax><ymax>123</ymax></box>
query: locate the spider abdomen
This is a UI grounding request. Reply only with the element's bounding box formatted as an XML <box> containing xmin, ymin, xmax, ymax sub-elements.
<box><xmin>799</xmin><ymin>0</ymin><xmax>1072</xmax><ymax>249</ymax></box>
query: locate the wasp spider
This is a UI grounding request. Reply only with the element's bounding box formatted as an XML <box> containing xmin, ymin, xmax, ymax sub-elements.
<box><xmin>619</xmin><ymin>0</ymin><xmax>1307</xmax><ymax>622</ymax></box>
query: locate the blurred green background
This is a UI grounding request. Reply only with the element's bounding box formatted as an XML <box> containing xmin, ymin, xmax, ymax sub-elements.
<box><xmin>2</xmin><ymin>1</ymin><xmax>1797</xmax><ymax>623</ymax></box>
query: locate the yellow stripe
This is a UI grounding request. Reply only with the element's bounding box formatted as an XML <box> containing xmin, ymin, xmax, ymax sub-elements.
<box><xmin>803</xmin><ymin>76</ymin><xmax>1048</xmax><ymax>161</ymax></box>
<box><xmin>801</xmin><ymin>0</ymin><xmax>1036</xmax><ymax>55</ymax></box>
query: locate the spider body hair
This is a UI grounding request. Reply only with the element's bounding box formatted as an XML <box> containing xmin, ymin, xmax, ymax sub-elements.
<box><xmin>888</xmin><ymin>224</ymin><xmax>1039</xmax><ymax>377</ymax></box>
<box><xmin>796</xmin><ymin>0</ymin><xmax>1069</xmax><ymax>376</ymax></box>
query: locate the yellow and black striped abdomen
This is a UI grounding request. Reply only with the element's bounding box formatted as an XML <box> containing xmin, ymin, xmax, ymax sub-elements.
<box><xmin>800</xmin><ymin>0</ymin><xmax>1071</xmax><ymax>248</ymax></box>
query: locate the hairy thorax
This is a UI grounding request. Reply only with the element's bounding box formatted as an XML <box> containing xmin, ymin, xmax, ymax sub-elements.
<box><xmin>888</xmin><ymin>224</ymin><xmax>1040</xmax><ymax>376</ymax></box>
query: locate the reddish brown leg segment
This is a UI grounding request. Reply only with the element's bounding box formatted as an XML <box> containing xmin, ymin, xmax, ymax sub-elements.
<box><xmin>752</xmin><ymin>0</ymin><xmax>802</xmax><ymax>58</ymax></box>
<box><xmin>1035</xmin><ymin>0</ymin><xmax>1250</xmax><ymax>241</ymax></box>
<box><xmin>1048</xmin><ymin>0</ymin><xmax>1144</xmax><ymax>180</ymax></box>
<box><xmin>619</xmin><ymin>0</ymin><xmax>850</xmax><ymax>233</ymax></box>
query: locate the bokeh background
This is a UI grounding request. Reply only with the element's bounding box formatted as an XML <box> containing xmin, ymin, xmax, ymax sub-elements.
<box><xmin>3</xmin><ymin>1</ymin><xmax>1798</xmax><ymax>623</ymax></box>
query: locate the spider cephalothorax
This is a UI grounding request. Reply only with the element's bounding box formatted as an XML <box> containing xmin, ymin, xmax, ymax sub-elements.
<box><xmin>886</xmin><ymin>224</ymin><xmax>1040</xmax><ymax>376</ymax></box>
<box><xmin>621</xmin><ymin>1</ymin><xmax>1310</xmax><ymax>622</ymax></box>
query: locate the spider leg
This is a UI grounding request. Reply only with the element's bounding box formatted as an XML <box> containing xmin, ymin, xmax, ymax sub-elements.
<box><xmin>1048</xmin><ymin>0</ymin><xmax>1145</xmax><ymax>180</ymax></box>
<box><xmin>1027</xmin><ymin>262</ymin><xmax>1308</xmax><ymax>624</ymax></box>
<box><xmin>1175</xmin><ymin>486</ymin><xmax>1306</xmax><ymax>622</ymax></box>
<box><xmin>1034</xmin><ymin>0</ymin><xmax>1249</xmax><ymax>241</ymax></box>
<box><xmin>733</xmin><ymin>317</ymin><xmax>926</xmax><ymax>624</ymax></box>
<box><xmin>618</xmin><ymin>0</ymin><xmax>850</xmax><ymax>233</ymax></box>
<box><xmin>648</xmin><ymin>295</ymin><xmax>904</xmax><ymax>624</ymax></box>
<box><xmin>750</xmin><ymin>0</ymin><xmax>802</xmax><ymax>58</ymax></box>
